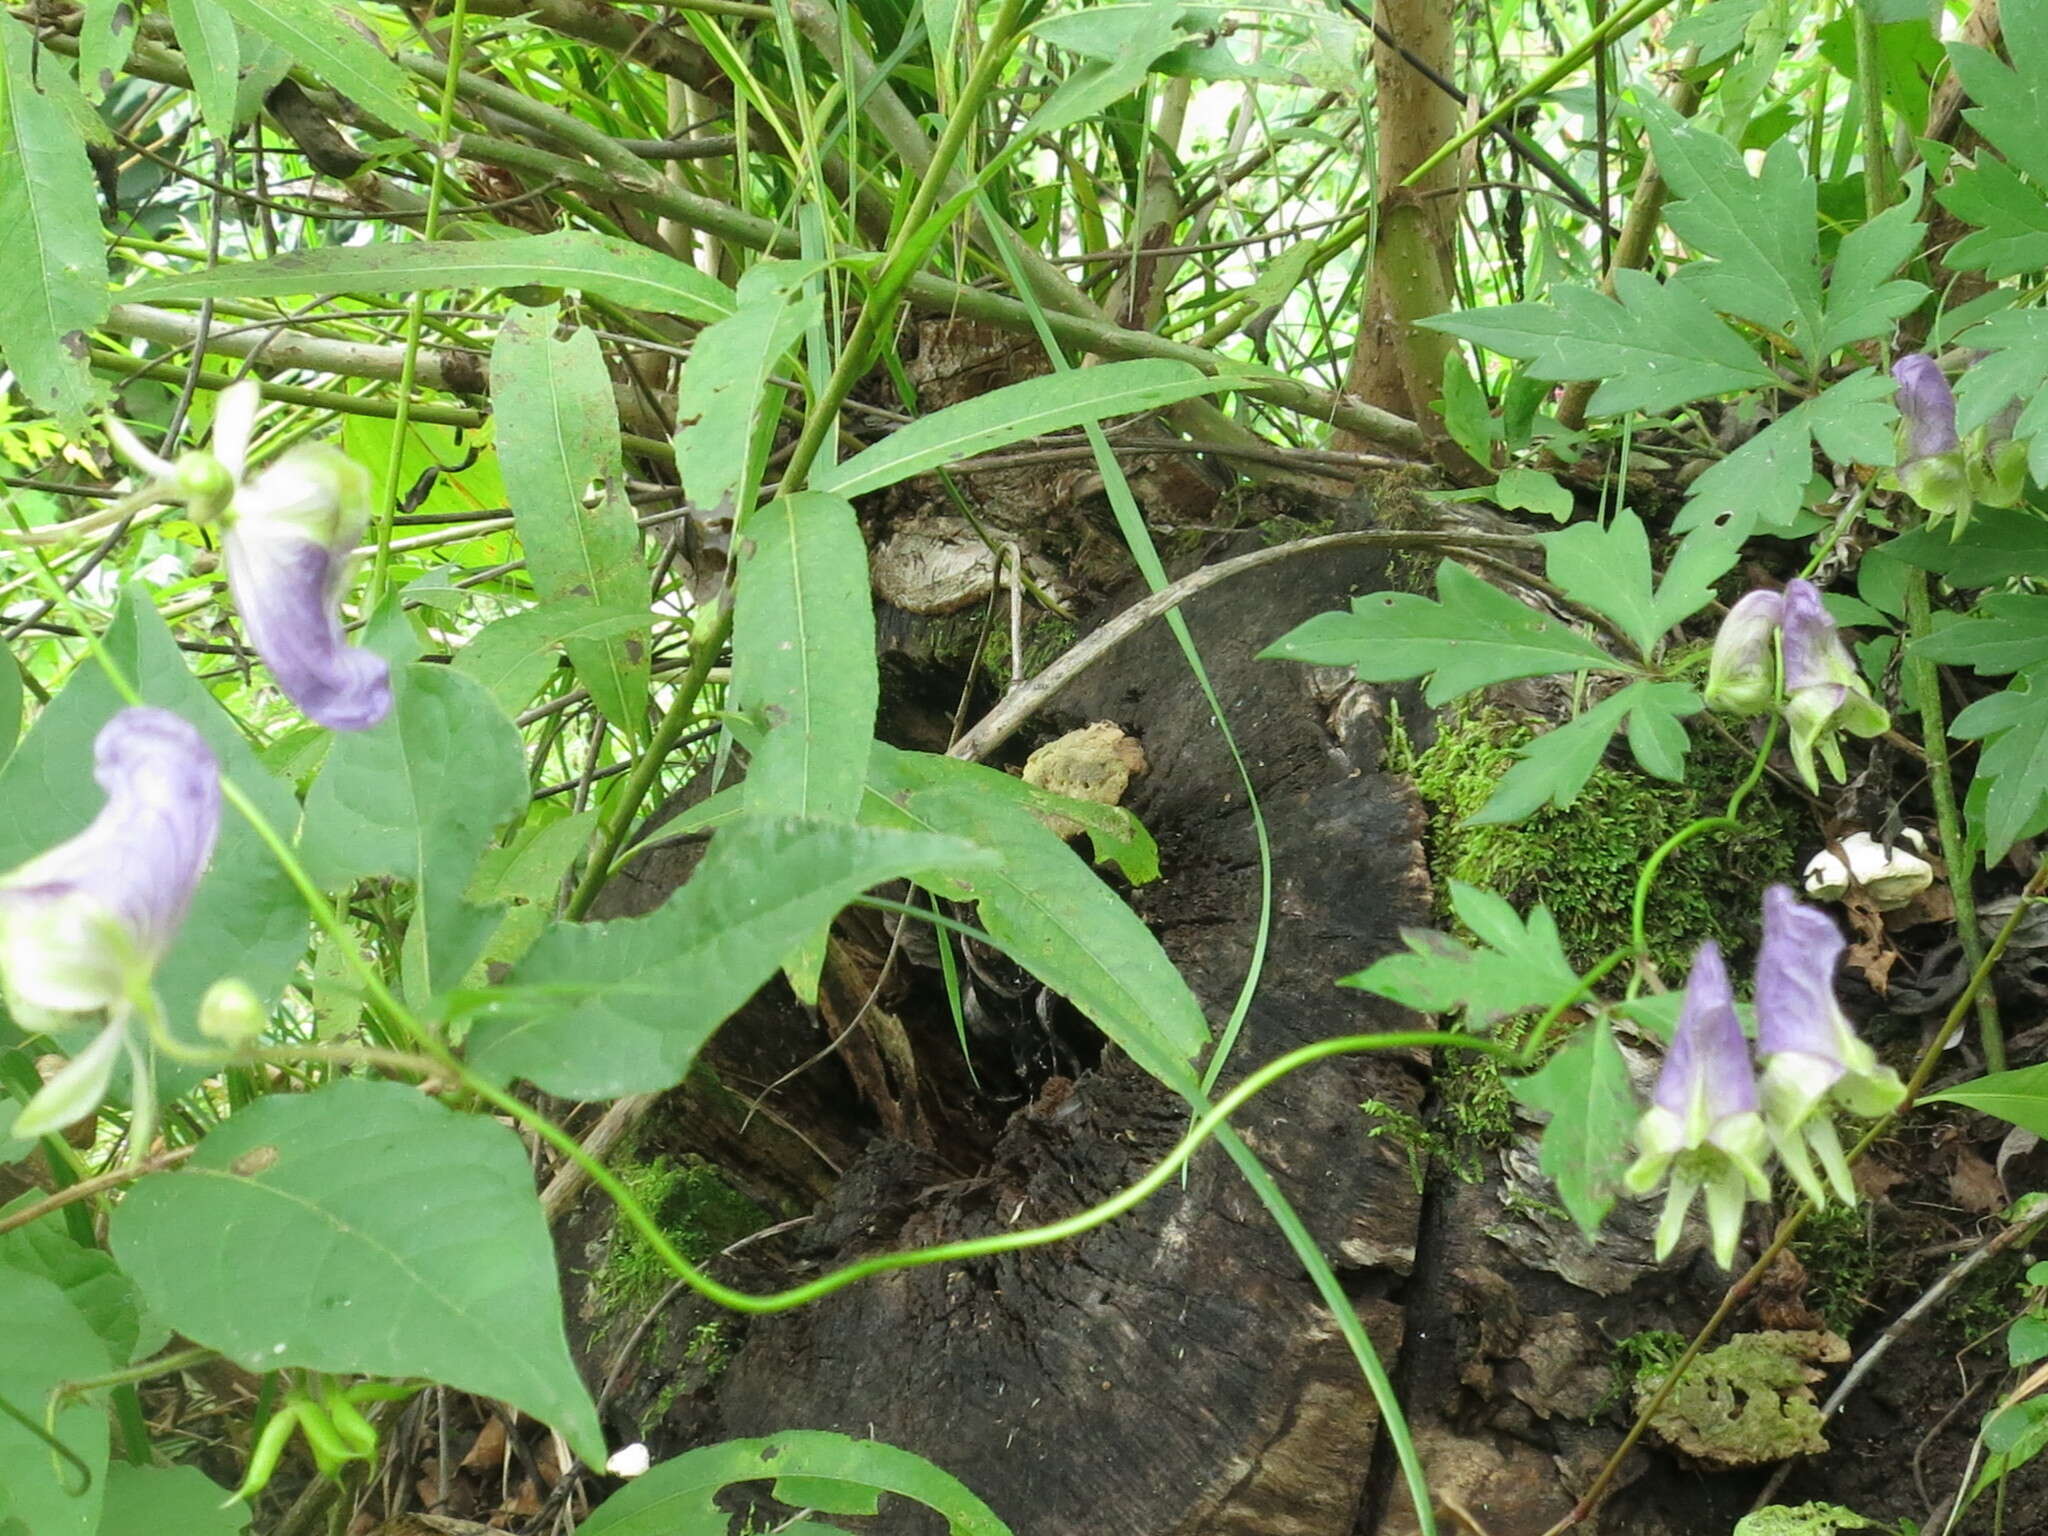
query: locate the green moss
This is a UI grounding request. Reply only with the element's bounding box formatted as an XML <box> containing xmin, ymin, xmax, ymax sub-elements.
<box><xmin>1791</xmin><ymin>1204</ymin><xmax>1884</xmax><ymax>1335</ymax></box>
<box><xmin>1638</xmin><ymin>1331</ymin><xmax>1844</xmax><ymax>1465</ymax></box>
<box><xmin>592</xmin><ymin>1155</ymin><xmax>768</xmax><ymax>1321</ymax></box>
<box><xmin>1362</xmin><ymin>1053</ymin><xmax>1519</xmax><ymax>1191</ymax></box>
<box><xmin>1400</xmin><ymin>703</ymin><xmax>1804</xmax><ymax>973</ymax></box>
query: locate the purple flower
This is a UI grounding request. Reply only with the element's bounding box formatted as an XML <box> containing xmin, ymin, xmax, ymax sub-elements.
<box><xmin>1704</xmin><ymin>589</ymin><xmax>1785</xmax><ymax>718</ymax></box>
<box><xmin>0</xmin><ymin>708</ymin><xmax>220</xmax><ymax>1138</ymax></box>
<box><xmin>224</xmin><ymin>444</ymin><xmax>391</xmax><ymax>731</ymax></box>
<box><xmin>107</xmin><ymin>382</ymin><xmax>390</xmax><ymax>732</ymax></box>
<box><xmin>1754</xmin><ymin>885</ymin><xmax>1904</xmax><ymax>1206</ymax></box>
<box><xmin>1891</xmin><ymin>354</ymin><xmax>1974</xmax><ymax>526</ymax></box>
<box><xmin>1624</xmin><ymin>941</ymin><xmax>1772</xmax><ymax>1268</ymax></box>
<box><xmin>1893</xmin><ymin>354</ymin><xmax>1959</xmax><ymax>462</ymax></box>
<box><xmin>1780</xmin><ymin>580</ymin><xmax>1889</xmax><ymax>792</ymax></box>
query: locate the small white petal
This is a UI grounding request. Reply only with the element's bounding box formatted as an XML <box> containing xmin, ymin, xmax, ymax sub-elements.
<box><xmin>605</xmin><ymin>1443</ymin><xmax>651</xmax><ymax>1477</ymax></box>
<box><xmin>12</xmin><ymin>1019</ymin><xmax>127</xmax><ymax>1139</ymax></box>
<box><xmin>211</xmin><ymin>381</ymin><xmax>262</xmax><ymax>484</ymax></box>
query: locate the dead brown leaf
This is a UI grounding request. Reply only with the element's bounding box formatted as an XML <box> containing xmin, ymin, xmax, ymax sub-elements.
<box><xmin>1948</xmin><ymin>1144</ymin><xmax>2006</xmax><ymax>1214</ymax></box>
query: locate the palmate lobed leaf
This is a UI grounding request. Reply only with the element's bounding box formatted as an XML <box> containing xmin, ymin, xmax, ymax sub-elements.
<box><xmin>1342</xmin><ymin>881</ymin><xmax>1577</xmax><ymax>1027</ymax></box>
<box><xmin>1261</xmin><ymin>559</ymin><xmax>1621</xmax><ymax>705</ymax></box>
<box><xmin>1423</xmin><ymin>269</ymin><xmax>1775</xmax><ymax>416</ymax></box>
<box><xmin>1506</xmin><ymin>1019</ymin><xmax>1638</xmax><ymax>1237</ymax></box>
<box><xmin>1949</xmin><ymin>667</ymin><xmax>2048</xmax><ymax>860</ymax></box>
<box><xmin>109</xmin><ymin>1080</ymin><xmax>605</xmax><ymax>1464</ymax></box>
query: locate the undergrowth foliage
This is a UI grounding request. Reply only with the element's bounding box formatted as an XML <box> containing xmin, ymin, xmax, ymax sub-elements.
<box><xmin>3</xmin><ymin>2</ymin><xmax>2048</xmax><ymax>1534</ymax></box>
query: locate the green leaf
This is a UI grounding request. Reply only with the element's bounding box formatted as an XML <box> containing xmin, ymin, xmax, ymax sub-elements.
<box><xmin>1342</xmin><ymin>881</ymin><xmax>1578</xmax><ymax>1027</ymax></box>
<box><xmin>1641</xmin><ymin>99</ymin><xmax>1823</xmax><ymax>356</ymax></box>
<box><xmin>869</xmin><ymin>745</ymin><xmax>1159</xmax><ymax>885</ymax></box>
<box><xmin>300</xmin><ymin>664</ymin><xmax>530</xmax><ymax>1003</ymax></box>
<box><xmin>490</xmin><ymin>306</ymin><xmax>650</xmax><ymax>737</ymax></box>
<box><xmin>0</xmin><ymin>1203</ymin><xmax>157</xmax><ymax>1366</ymax></box>
<box><xmin>1024</xmin><ymin>0</ymin><xmax>1199</xmax><ymax>138</ymax></box>
<box><xmin>1949</xmin><ymin>668</ymin><xmax>2048</xmax><ymax>861</ymax></box>
<box><xmin>1507</xmin><ymin>1018</ymin><xmax>1638</xmax><ymax>1236</ymax></box>
<box><xmin>817</xmin><ymin>360</ymin><xmax>1230</xmax><ymax>499</ymax></box>
<box><xmin>862</xmin><ymin>760</ymin><xmax>1209</xmax><ymax>1098</ymax></box>
<box><xmin>1261</xmin><ymin>560</ymin><xmax>1620</xmax><ymax>706</ymax></box>
<box><xmin>1493</xmin><ymin>466</ymin><xmax>1574</xmax><ymax>522</ymax></box>
<box><xmin>96</xmin><ymin>1465</ymin><xmax>248</xmax><ymax>1536</ymax></box>
<box><xmin>1424</xmin><ymin>269</ymin><xmax>1776</xmax><ymax>416</ymax></box>
<box><xmin>1939</xmin><ymin>153</ymin><xmax>2048</xmax><ymax>277</ymax></box>
<box><xmin>466</xmin><ymin>819</ymin><xmax>991</xmax><ymax>1099</ymax></box>
<box><xmin>673</xmin><ymin>263</ymin><xmax>817</xmax><ymax>513</ymax></box>
<box><xmin>1466</xmin><ymin>681</ymin><xmax>1701</xmax><ymax>824</ymax></box>
<box><xmin>133</xmin><ymin>231</ymin><xmax>736</xmax><ymax>322</ymax></box>
<box><xmin>1546</xmin><ymin>511</ymin><xmax>1659</xmax><ymax>656</ymax></box>
<box><xmin>1676</xmin><ymin>371</ymin><xmax>1897</xmax><ymax>530</ymax></box>
<box><xmin>730</xmin><ymin>491</ymin><xmax>878</xmax><ymax>999</ymax></box>
<box><xmin>1887</xmin><ymin>506</ymin><xmax>2048</xmax><ymax>587</ymax></box>
<box><xmin>76</xmin><ymin>0</ymin><xmax>138</xmax><ymax>100</ymax></box>
<box><xmin>1926</xmin><ymin>1061</ymin><xmax>2048</xmax><ymax>1137</ymax></box>
<box><xmin>167</xmin><ymin>0</ymin><xmax>242</xmax><ymax>143</ymax></box>
<box><xmin>453</xmin><ymin>600</ymin><xmax>646</xmax><ymax>716</ymax></box>
<box><xmin>1909</xmin><ymin>594</ymin><xmax>2048</xmax><ymax>676</ymax></box>
<box><xmin>1819</xmin><ymin>194</ymin><xmax>1929</xmax><ymax>356</ymax></box>
<box><xmin>2009</xmin><ymin>1315</ymin><xmax>2048</xmax><ymax>1368</ymax></box>
<box><xmin>1953</xmin><ymin>308</ymin><xmax>2048</xmax><ymax>486</ymax></box>
<box><xmin>0</xmin><ymin>651</ymin><xmax>20</xmax><ymax>772</ymax></box>
<box><xmin>1972</xmin><ymin>1398</ymin><xmax>2048</xmax><ymax>1502</ymax></box>
<box><xmin>467</xmin><ymin>809</ymin><xmax>599</xmax><ymax>977</ymax></box>
<box><xmin>0</xmin><ymin>1268</ymin><xmax>111</xmax><ymax>1536</ymax></box>
<box><xmin>580</xmin><ymin>1431</ymin><xmax>1013</xmax><ymax>1536</ymax></box>
<box><xmin>109</xmin><ymin>1080</ymin><xmax>603</xmax><ymax>1463</ymax></box>
<box><xmin>731</xmin><ymin>493</ymin><xmax>877</xmax><ymax>824</ymax></box>
<box><xmin>1952</xmin><ymin>18</ymin><xmax>2048</xmax><ymax>189</ymax></box>
<box><xmin>0</xmin><ymin>21</ymin><xmax>107</xmax><ymax>430</ymax></box>
<box><xmin>1467</xmin><ymin>686</ymin><xmax>1636</xmax><ymax>825</ymax></box>
<box><xmin>0</xmin><ymin>590</ymin><xmax>306</xmax><ymax>1047</ymax></box>
<box><xmin>197</xmin><ymin>0</ymin><xmax>418</xmax><ymax>133</ymax></box>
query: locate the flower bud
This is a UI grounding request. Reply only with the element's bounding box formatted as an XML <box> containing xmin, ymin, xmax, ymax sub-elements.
<box><xmin>1704</xmin><ymin>590</ymin><xmax>1784</xmax><ymax>717</ymax></box>
<box><xmin>198</xmin><ymin>977</ymin><xmax>267</xmax><ymax>1048</ymax></box>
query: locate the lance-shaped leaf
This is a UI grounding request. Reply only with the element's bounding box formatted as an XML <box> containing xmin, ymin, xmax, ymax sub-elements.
<box><xmin>466</xmin><ymin>818</ymin><xmax>991</xmax><ymax>1100</ymax></box>
<box><xmin>0</xmin><ymin>21</ymin><xmax>107</xmax><ymax>429</ymax></box>
<box><xmin>491</xmin><ymin>306</ymin><xmax>649</xmax><ymax>737</ymax></box>
<box><xmin>197</xmin><ymin>0</ymin><xmax>418</xmax><ymax>132</ymax></box>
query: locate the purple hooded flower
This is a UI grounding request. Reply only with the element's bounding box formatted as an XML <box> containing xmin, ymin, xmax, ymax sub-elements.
<box><xmin>1704</xmin><ymin>589</ymin><xmax>1785</xmax><ymax>718</ymax></box>
<box><xmin>1754</xmin><ymin>885</ymin><xmax>1904</xmax><ymax>1206</ymax></box>
<box><xmin>1624</xmin><ymin>941</ymin><xmax>1772</xmax><ymax>1268</ymax></box>
<box><xmin>1779</xmin><ymin>580</ymin><xmax>1889</xmax><ymax>793</ymax></box>
<box><xmin>1893</xmin><ymin>354</ymin><xmax>1960</xmax><ymax>462</ymax></box>
<box><xmin>107</xmin><ymin>381</ymin><xmax>390</xmax><ymax>732</ymax></box>
<box><xmin>224</xmin><ymin>443</ymin><xmax>392</xmax><ymax>731</ymax></box>
<box><xmin>0</xmin><ymin>708</ymin><xmax>220</xmax><ymax>1138</ymax></box>
<box><xmin>1891</xmin><ymin>354</ymin><xmax>1974</xmax><ymax>526</ymax></box>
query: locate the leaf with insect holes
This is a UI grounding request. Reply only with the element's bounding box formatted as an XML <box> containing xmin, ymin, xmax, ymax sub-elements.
<box><xmin>1261</xmin><ymin>559</ymin><xmax>1621</xmax><ymax>705</ymax></box>
<box><xmin>1508</xmin><ymin>1019</ymin><xmax>1639</xmax><ymax>1236</ymax></box>
<box><xmin>1675</xmin><ymin>370</ymin><xmax>1897</xmax><ymax>531</ymax></box>
<box><xmin>1342</xmin><ymin>881</ymin><xmax>1579</xmax><ymax>1027</ymax></box>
